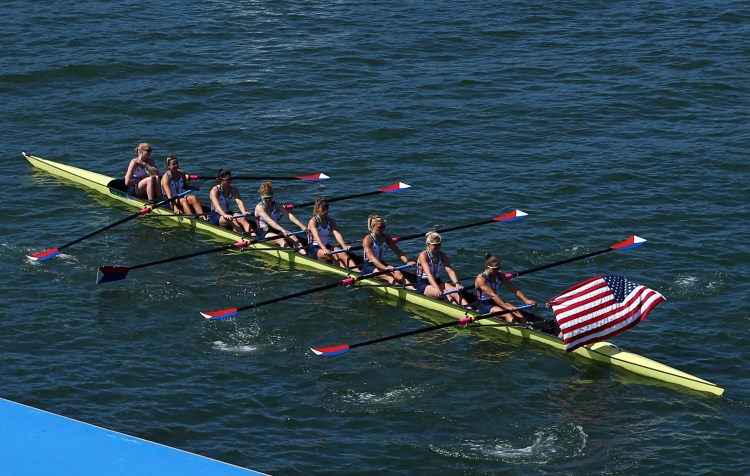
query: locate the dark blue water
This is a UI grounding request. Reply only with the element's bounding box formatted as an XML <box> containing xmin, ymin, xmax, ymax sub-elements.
<box><xmin>2</xmin><ymin>1</ymin><xmax>749</xmax><ymax>474</ymax></box>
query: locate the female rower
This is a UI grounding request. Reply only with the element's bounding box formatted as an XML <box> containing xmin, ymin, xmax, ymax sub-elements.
<box><xmin>361</xmin><ymin>214</ymin><xmax>415</xmax><ymax>289</ymax></box>
<box><xmin>254</xmin><ymin>182</ymin><xmax>307</xmax><ymax>252</ymax></box>
<box><xmin>474</xmin><ymin>252</ymin><xmax>535</xmax><ymax>325</ymax></box>
<box><xmin>161</xmin><ymin>155</ymin><xmax>206</xmax><ymax>218</ymax></box>
<box><xmin>416</xmin><ymin>232</ymin><xmax>469</xmax><ymax>307</ymax></box>
<box><xmin>306</xmin><ymin>197</ymin><xmax>359</xmax><ymax>271</ymax></box>
<box><xmin>209</xmin><ymin>169</ymin><xmax>255</xmax><ymax>236</ymax></box>
<box><xmin>124</xmin><ymin>142</ymin><xmax>162</xmax><ymax>202</ymax></box>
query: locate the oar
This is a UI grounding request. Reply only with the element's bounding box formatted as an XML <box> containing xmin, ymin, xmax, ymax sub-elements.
<box><xmin>186</xmin><ymin>173</ymin><xmax>330</xmax><ymax>182</ymax></box>
<box><xmin>96</xmin><ymin>231</ymin><xmax>305</xmax><ymax>284</ymax></box>
<box><xmin>330</xmin><ymin>209</ymin><xmax>528</xmax><ymax>254</ymax></box>
<box><xmin>441</xmin><ymin>235</ymin><xmax>648</xmax><ymax>296</ymax></box>
<box><xmin>26</xmin><ymin>190</ymin><xmax>192</xmax><ymax>262</ymax></box>
<box><xmin>143</xmin><ymin>212</ymin><xmax>253</xmax><ymax>220</ymax></box>
<box><xmin>201</xmin><ymin>264</ymin><xmax>413</xmax><ymax>320</ymax></box>
<box><xmin>310</xmin><ymin>304</ymin><xmax>533</xmax><ymax>356</ymax></box>
<box><xmin>281</xmin><ymin>182</ymin><xmax>411</xmax><ymax>210</ymax></box>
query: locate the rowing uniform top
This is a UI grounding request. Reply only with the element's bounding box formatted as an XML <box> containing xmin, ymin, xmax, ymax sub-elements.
<box><xmin>256</xmin><ymin>200</ymin><xmax>282</xmax><ymax>230</ymax></box>
<box><xmin>131</xmin><ymin>162</ymin><xmax>150</xmax><ymax>181</ymax></box>
<box><xmin>308</xmin><ymin>215</ymin><xmax>332</xmax><ymax>247</ymax></box>
<box><xmin>163</xmin><ymin>170</ymin><xmax>187</xmax><ymax>196</ymax></box>
<box><xmin>211</xmin><ymin>185</ymin><xmax>235</xmax><ymax>213</ymax></box>
<box><xmin>363</xmin><ymin>233</ymin><xmax>388</xmax><ymax>265</ymax></box>
<box><xmin>417</xmin><ymin>250</ymin><xmax>443</xmax><ymax>280</ymax></box>
<box><xmin>476</xmin><ymin>272</ymin><xmax>501</xmax><ymax>305</ymax></box>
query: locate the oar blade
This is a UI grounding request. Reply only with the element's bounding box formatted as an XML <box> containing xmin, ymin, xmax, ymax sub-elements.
<box><xmin>201</xmin><ymin>308</ymin><xmax>239</xmax><ymax>320</ymax></box>
<box><xmin>27</xmin><ymin>248</ymin><xmax>60</xmax><ymax>261</ymax></box>
<box><xmin>610</xmin><ymin>235</ymin><xmax>647</xmax><ymax>250</ymax></box>
<box><xmin>297</xmin><ymin>172</ymin><xmax>330</xmax><ymax>181</ymax></box>
<box><xmin>96</xmin><ymin>266</ymin><xmax>131</xmax><ymax>284</ymax></box>
<box><xmin>493</xmin><ymin>209</ymin><xmax>528</xmax><ymax>222</ymax></box>
<box><xmin>310</xmin><ymin>344</ymin><xmax>351</xmax><ymax>357</ymax></box>
<box><xmin>378</xmin><ymin>182</ymin><xmax>411</xmax><ymax>193</ymax></box>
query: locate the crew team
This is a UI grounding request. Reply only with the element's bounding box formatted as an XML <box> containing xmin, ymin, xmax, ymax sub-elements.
<box><xmin>125</xmin><ymin>142</ymin><xmax>539</xmax><ymax>326</ymax></box>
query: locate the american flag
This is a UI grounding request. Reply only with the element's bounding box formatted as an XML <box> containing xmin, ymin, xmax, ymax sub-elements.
<box><xmin>547</xmin><ymin>275</ymin><xmax>665</xmax><ymax>352</ymax></box>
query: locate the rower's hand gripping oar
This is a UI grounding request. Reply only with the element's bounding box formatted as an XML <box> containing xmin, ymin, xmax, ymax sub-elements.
<box><xmin>201</xmin><ymin>263</ymin><xmax>413</xmax><ymax>320</ymax></box>
<box><xmin>281</xmin><ymin>182</ymin><xmax>411</xmax><ymax>210</ymax></box>
<box><xmin>187</xmin><ymin>173</ymin><xmax>330</xmax><ymax>182</ymax></box>
<box><xmin>441</xmin><ymin>235</ymin><xmax>648</xmax><ymax>296</ymax></box>
<box><xmin>329</xmin><ymin>209</ymin><xmax>528</xmax><ymax>255</ymax></box>
<box><xmin>26</xmin><ymin>190</ymin><xmax>192</xmax><ymax>262</ymax></box>
<box><xmin>96</xmin><ymin>231</ymin><xmax>305</xmax><ymax>284</ymax></box>
<box><xmin>310</xmin><ymin>304</ymin><xmax>533</xmax><ymax>357</ymax></box>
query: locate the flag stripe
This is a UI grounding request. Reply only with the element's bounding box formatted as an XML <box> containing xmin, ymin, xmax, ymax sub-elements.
<box><xmin>548</xmin><ymin>275</ymin><xmax>665</xmax><ymax>352</ymax></box>
<box><xmin>562</xmin><ymin>292</ymin><xmax>665</xmax><ymax>351</ymax></box>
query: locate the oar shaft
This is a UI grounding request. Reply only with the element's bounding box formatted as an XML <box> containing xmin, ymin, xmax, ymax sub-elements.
<box><xmin>234</xmin><ymin>264</ymin><xmax>412</xmax><ymax>312</ymax></box>
<box><xmin>337</xmin><ymin>212</ymin><xmax>526</xmax><ymax>253</ymax></box>
<box><xmin>58</xmin><ymin>191</ymin><xmax>190</xmax><ymax>251</ymax></box>
<box><xmin>238</xmin><ymin>281</ymin><xmax>344</xmax><ymax>311</ymax></box>
<box><xmin>506</xmin><ymin>247</ymin><xmax>614</xmax><ymax>279</ymax></box>
<box><xmin>330</xmin><ymin>305</ymin><xmax>532</xmax><ymax>353</ymax></box>
<box><xmin>351</xmin><ymin>318</ymin><xmax>474</xmax><ymax>349</ymax></box>
<box><xmin>187</xmin><ymin>174</ymin><xmax>327</xmax><ymax>181</ymax></box>
<box><xmin>129</xmin><ymin>243</ymin><xmax>243</xmax><ymax>271</ymax></box>
<box><xmin>285</xmin><ymin>191</ymin><xmax>380</xmax><ymax>210</ymax></box>
<box><xmin>442</xmin><ymin>243</ymin><xmax>629</xmax><ymax>296</ymax></box>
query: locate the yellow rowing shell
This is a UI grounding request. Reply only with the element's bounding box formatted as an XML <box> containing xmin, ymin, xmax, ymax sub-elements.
<box><xmin>23</xmin><ymin>153</ymin><xmax>724</xmax><ymax>396</ymax></box>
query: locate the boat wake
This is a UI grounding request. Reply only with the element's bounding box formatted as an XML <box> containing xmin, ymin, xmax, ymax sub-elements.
<box><xmin>430</xmin><ymin>423</ymin><xmax>587</xmax><ymax>464</ymax></box>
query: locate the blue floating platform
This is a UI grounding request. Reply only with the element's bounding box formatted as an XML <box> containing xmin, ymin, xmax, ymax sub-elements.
<box><xmin>0</xmin><ymin>398</ymin><xmax>269</xmax><ymax>476</ymax></box>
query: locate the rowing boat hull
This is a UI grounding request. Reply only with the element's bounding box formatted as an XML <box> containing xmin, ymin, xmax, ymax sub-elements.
<box><xmin>24</xmin><ymin>153</ymin><xmax>724</xmax><ymax>396</ymax></box>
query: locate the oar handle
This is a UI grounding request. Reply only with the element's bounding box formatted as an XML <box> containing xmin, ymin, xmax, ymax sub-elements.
<box><xmin>346</xmin><ymin>263</ymin><xmax>412</xmax><ymax>284</ymax></box>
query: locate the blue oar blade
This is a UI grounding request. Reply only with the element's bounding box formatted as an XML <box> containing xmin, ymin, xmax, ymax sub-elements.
<box><xmin>27</xmin><ymin>248</ymin><xmax>60</xmax><ymax>261</ymax></box>
<box><xmin>201</xmin><ymin>308</ymin><xmax>238</xmax><ymax>320</ymax></box>
<box><xmin>96</xmin><ymin>266</ymin><xmax>130</xmax><ymax>284</ymax></box>
<box><xmin>610</xmin><ymin>235</ymin><xmax>647</xmax><ymax>250</ymax></box>
<box><xmin>310</xmin><ymin>344</ymin><xmax>351</xmax><ymax>356</ymax></box>
<box><xmin>492</xmin><ymin>209</ymin><xmax>528</xmax><ymax>222</ymax></box>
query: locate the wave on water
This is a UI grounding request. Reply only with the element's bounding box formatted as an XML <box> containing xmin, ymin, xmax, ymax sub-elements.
<box><xmin>664</xmin><ymin>271</ymin><xmax>727</xmax><ymax>299</ymax></box>
<box><xmin>211</xmin><ymin>325</ymin><xmax>263</xmax><ymax>354</ymax></box>
<box><xmin>430</xmin><ymin>424</ymin><xmax>587</xmax><ymax>465</ymax></box>
<box><xmin>212</xmin><ymin>340</ymin><xmax>259</xmax><ymax>354</ymax></box>
<box><xmin>323</xmin><ymin>382</ymin><xmax>430</xmax><ymax>414</ymax></box>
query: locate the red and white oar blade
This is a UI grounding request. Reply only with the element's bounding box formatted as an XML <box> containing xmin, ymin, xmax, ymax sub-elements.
<box><xmin>610</xmin><ymin>235</ymin><xmax>647</xmax><ymax>250</ymax></box>
<box><xmin>493</xmin><ymin>209</ymin><xmax>528</xmax><ymax>222</ymax></box>
<box><xmin>378</xmin><ymin>182</ymin><xmax>411</xmax><ymax>193</ymax></box>
<box><xmin>96</xmin><ymin>266</ymin><xmax>130</xmax><ymax>284</ymax></box>
<box><xmin>297</xmin><ymin>172</ymin><xmax>330</xmax><ymax>181</ymax></box>
<box><xmin>27</xmin><ymin>248</ymin><xmax>60</xmax><ymax>261</ymax></box>
<box><xmin>201</xmin><ymin>308</ymin><xmax>239</xmax><ymax>320</ymax></box>
<box><xmin>310</xmin><ymin>344</ymin><xmax>351</xmax><ymax>356</ymax></box>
